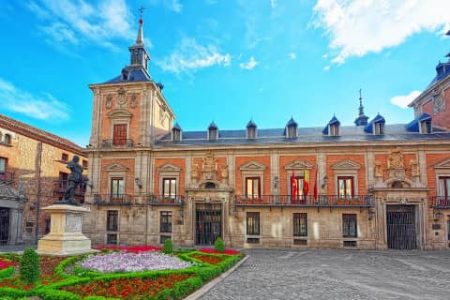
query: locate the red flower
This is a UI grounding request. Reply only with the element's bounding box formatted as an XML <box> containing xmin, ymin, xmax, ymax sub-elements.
<box><xmin>198</xmin><ymin>248</ymin><xmax>240</xmax><ymax>255</ymax></box>
<box><xmin>93</xmin><ymin>244</ymin><xmax>162</xmax><ymax>253</ymax></box>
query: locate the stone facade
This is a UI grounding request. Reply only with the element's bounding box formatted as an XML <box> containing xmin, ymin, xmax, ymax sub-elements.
<box><xmin>0</xmin><ymin>114</ymin><xmax>87</xmax><ymax>244</ymax></box>
<box><xmin>83</xmin><ymin>18</ymin><xmax>450</xmax><ymax>251</ymax></box>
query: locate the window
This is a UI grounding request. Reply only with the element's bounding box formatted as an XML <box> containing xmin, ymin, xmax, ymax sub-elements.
<box><xmin>61</xmin><ymin>153</ymin><xmax>69</xmax><ymax>162</ymax></box>
<box><xmin>293</xmin><ymin>213</ymin><xmax>307</xmax><ymax>237</ymax></box>
<box><xmin>113</xmin><ymin>124</ymin><xmax>127</xmax><ymax>146</ymax></box>
<box><xmin>287</xmin><ymin>125</ymin><xmax>297</xmax><ymax>138</ymax></box>
<box><xmin>338</xmin><ymin>176</ymin><xmax>354</xmax><ymax>198</ymax></box>
<box><xmin>330</xmin><ymin>124</ymin><xmax>339</xmax><ymax>136</ymax></box>
<box><xmin>59</xmin><ymin>172</ymin><xmax>68</xmax><ymax>191</ymax></box>
<box><xmin>160</xmin><ymin>211</ymin><xmax>172</xmax><ymax>233</ymax></box>
<box><xmin>343</xmin><ymin>214</ymin><xmax>357</xmax><ymax>238</ymax></box>
<box><xmin>374</xmin><ymin>122</ymin><xmax>384</xmax><ymax>135</ymax></box>
<box><xmin>110</xmin><ymin>178</ymin><xmax>124</xmax><ymax>197</ymax></box>
<box><xmin>438</xmin><ymin>177</ymin><xmax>450</xmax><ymax>199</ymax></box>
<box><xmin>291</xmin><ymin>176</ymin><xmax>305</xmax><ymax>200</ymax></box>
<box><xmin>208</xmin><ymin>128</ymin><xmax>218</xmax><ymax>140</ymax></box>
<box><xmin>0</xmin><ymin>157</ymin><xmax>6</xmax><ymax>174</ymax></box>
<box><xmin>245</xmin><ymin>177</ymin><xmax>261</xmax><ymax>198</ymax></box>
<box><xmin>448</xmin><ymin>218</ymin><xmax>450</xmax><ymax>241</ymax></box>
<box><xmin>3</xmin><ymin>134</ymin><xmax>11</xmax><ymax>145</ymax></box>
<box><xmin>246</xmin><ymin>212</ymin><xmax>260</xmax><ymax>235</ymax></box>
<box><xmin>247</xmin><ymin>127</ymin><xmax>256</xmax><ymax>139</ymax></box>
<box><xmin>420</xmin><ymin>120</ymin><xmax>432</xmax><ymax>134</ymax></box>
<box><xmin>106</xmin><ymin>210</ymin><xmax>118</xmax><ymax>231</ymax></box>
<box><xmin>82</xmin><ymin>160</ymin><xmax>88</xmax><ymax>168</ymax></box>
<box><xmin>162</xmin><ymin>178</ymin><xmax>177</xmax><ymax>198</ymax></box>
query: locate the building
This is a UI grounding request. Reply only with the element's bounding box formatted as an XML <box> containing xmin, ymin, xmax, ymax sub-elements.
<box><xmin>83</xmin><ymin>17</ymin><xmax>450</xmax><ymax>250</ymax></box>
<box><xmin>0</xmin><ymin>114</ymin><xmax>87</xmax><ymax>244</ymax></box>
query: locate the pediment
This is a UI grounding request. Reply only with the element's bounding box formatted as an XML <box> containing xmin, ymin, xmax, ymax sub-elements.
<box><xmin>284</xmin><ymin>160</ymin><xmax>313</xmax><ymax>170</ymax></box>
<box><xmin>239</xmin><ymin>161</ymin><xmax>266</xmax><ymax>171</ymax></box>
<box><xmin>434</xmin><ymin>158</ymin><xmax>450</xmax><ymax>169</ymax></box>
<box><xmin>107</xmin><ymin>109</ymin><xmax>133</xmax><ymax>119</ymax></box>
<box><xmin>106</xmin><ymin>163</ymin><xmax>129</xmax><ymax>172</ymax></box>
<box><xmin>159</xmin><ymin>163</ymin><xmax>181</xmax><ymax>172</ymax></box>
<box><xmin>332</xmin><ymin>160</ymin><xmax>361</xmax><ymax>170</ymax></box>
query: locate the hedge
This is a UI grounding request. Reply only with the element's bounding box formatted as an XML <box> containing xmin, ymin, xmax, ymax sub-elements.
<box><xmin>0</xmin><ymin>267</ymin><xmax>14</xmax><ymax>280</ymax></box>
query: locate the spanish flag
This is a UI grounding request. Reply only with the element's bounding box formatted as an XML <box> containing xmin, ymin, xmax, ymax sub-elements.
<box><xmin>303</xmin><ymin>170</ymin><xmax>309</xmax><ymax>196</ymax></box>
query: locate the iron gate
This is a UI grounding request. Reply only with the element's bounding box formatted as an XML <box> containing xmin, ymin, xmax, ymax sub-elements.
<box><xmin>386</xmin><ymin>205</ymin><xmax>417</xmax><ymax>250</ymax></box>
<box><xmin>0</xmin><ymin>208</ymin><xmax>9</xmax><ymax>245</ymax></box>
<box><xmin>195</xmin><ymin>203</ymin><xmax>222</xmax><ymax>245</ymax></box>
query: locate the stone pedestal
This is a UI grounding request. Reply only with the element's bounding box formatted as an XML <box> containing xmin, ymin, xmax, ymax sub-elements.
<box><xmin>37</xmin><ymin>204</ymin><xmax>94</xmax><ymax>256</ymax></box>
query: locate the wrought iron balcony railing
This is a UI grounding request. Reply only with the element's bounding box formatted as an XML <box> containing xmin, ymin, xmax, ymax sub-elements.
<box><xmin>93</xmin><ymin>194</ymin><xmax>137</xmax><ymax>206</ymax></box>
<box><xmin>235</xmin><ymin>194</ymin><xmax>374</xmax><ymax>207</ymax></box>
<box><xmin>0</xmin><ymin>171</ymin><xmax>14</xmax><ymax>183</ymax></box>
<box><xmin>147</xmin><ymin>195</ymin><xmax>185</xmax><ymax>206</ymax></box>
<box><xmin>431</xmin><ymin>196</ymin><xmax>450</xmax><ymax>209</ymax></box>
<box><xmin>100</xmin><ymin>139</ymin><xmax>134</xmax><ymax>148</ymax></box>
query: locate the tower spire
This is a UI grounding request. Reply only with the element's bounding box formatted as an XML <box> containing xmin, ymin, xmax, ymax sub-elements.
<box><xmin>136</xmin><ymin>5</ymin><xmax>145</xmax><ymax>44</ymax></box>
<box><xmin>354</xmin><ymin>88</ymin><xmax>369</xmax><ymax>126</ymax></box>
<box><xmin>128</xmin><ymin>6</ymin><xmax>150</xmax><ymax>71</ymax></box>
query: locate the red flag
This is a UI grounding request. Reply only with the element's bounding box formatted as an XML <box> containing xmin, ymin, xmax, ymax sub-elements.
<box><xmin>313</xmin><ymin>166</ymin><xmax>318</xmax><ymax>200</ymax></box>
<box><xmin>290</xmin><ymin>171</ymin><xmax>297</xmax><ymax>202</ymax></box>
<box><xmin>303</xmin><ymin>170</ymin><xmax>309</xmax><ymax>197</ymax></box>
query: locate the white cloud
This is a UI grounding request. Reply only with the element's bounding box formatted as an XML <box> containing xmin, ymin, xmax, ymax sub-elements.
<box><xmin>0</xmin><ymin>78</ymin><xmax>70</xmax><ymax>121</ymax></box>
<box><xmin>313</xmin><ymin>0</ymin><xmax>450</xmax><ymax>64</ymax></box>
<box><xmin>390</xmin><ymin>90</ymin><xmax>422</xmax><ymax>109</ymax></box>
<box><xmin>288</xmin><ymin>52</ymin><xmax>297</xmax><ymax>60</ymax></box>
<box><xmin>157</xmin><ymin>38</ymin><xmax>231</xmax><ymax>74</ymax></box>
<box><xmin>240</xmin><ymin>56</ymin><xmax>258</xmax><ymax>70</ymax></box>
<box><xmin>26</xmin><ymin>0</ymin><xmax>135</xmax><ymax>49</ymax></box>
<box><xmin>270</xmin><ymin>0</ymin><xmax>278</xmax><ymax>9</ymax></box>
<box><xmin>149</xmin><ymin>0</ymin><xmax>183</xmax><ymax>13</ymax></box>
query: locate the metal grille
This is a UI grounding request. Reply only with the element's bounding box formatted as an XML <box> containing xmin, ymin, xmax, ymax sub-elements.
<box><xmin>0</xmin><ymin>208</ymin><xmax>9</xmax><ymax>244</ymax></box>
<box><xmin>195</xmin><ymin>203</ymin><xmax>222</xmax><ymax>245</ymax></box>
<box><xmin>387</xmin><ymin>205</ymin><xmax>417</xmax><ymax>250</ymax></box>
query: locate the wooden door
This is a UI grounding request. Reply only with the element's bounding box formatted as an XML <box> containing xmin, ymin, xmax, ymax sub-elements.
<box><xmin>113</xmin><ymin>124</ymin><xmax>127</xmax><ymax>146</ymax></box>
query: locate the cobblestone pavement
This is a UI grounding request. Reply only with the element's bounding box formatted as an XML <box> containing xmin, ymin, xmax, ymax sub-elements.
<box><xmin>201</xmin><ymin>249</ymin><xmax>450</xmax><ymax>300</ymax></box>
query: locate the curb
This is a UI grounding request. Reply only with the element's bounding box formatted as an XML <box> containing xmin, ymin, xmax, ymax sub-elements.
<box><xmin>184</xmin><ymin>255</ymin><xmax>250</xmax><ymax>300</ymax></box>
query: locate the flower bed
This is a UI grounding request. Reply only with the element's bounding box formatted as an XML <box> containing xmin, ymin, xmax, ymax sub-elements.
<box><xmin>0</xmin><ymin>259</ymin><xmax>16</xmax><ymax>270</ymax></box>
<box><xmin>94</xmin><ymin>244</ymin><xmax>162</xmax><ymax>253</ymax></box>
<box><xmin>80</xmin><ymin>252</ymin><xmax>192</xmax><ymax>273</ymax></box>
<box><xmin>191</xmin><ymin>253</ymin><xmax>225</xmax><ymax>265</ymax></box>
<box><xmin>199</xmin><ymin>248</ymin><xmax>240</xmax><ymax>255</ymax></box>
<box><xmin>61</xmin><ymin>273</ymin><xmax>192</xmax><ymax>299</ymax></box>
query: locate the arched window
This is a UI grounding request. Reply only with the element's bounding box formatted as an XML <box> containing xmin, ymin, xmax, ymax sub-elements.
<box><xmin>204</xmin><ymin>182</ymin><xmax>216</xmax><ymax>189</ymax></box>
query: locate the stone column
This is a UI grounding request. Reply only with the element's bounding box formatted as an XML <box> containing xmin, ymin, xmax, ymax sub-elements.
<box><xmin>317</xmin><ymin>152</ymin><xmax>326</xmax><ymax>193</ymax></box>
<box><xmin>270</xmin><ymin>151</ymin><xmax>279</xmax><ymax>195</ymax></box>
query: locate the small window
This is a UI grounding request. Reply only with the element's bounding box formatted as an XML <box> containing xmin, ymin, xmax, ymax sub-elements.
<box><xmin>374</xmin><ymin>122</ymin><xmax>384</xmax><ymax>135</ymax></box>
<box><xmin>329</xmin><ymin>124</ymin><xmax>339</xmax><ymax>136</ymax></box>
<box><xmin>106</xmin><ymin>210</ymin><xmax>119</xmax><ymax>232</ymax></box>
<box><xmin>59</xmin><ymin>172</ymin><xmax>68</xmax><ymax>190</ymax></box>
<box><xmin>61</xmin><ymin>153</ymin><xmax>69</xmax><ymax>162</ymax></box>
<box><xmin>107</xmin><ymin>233</ymin><xmax>118</xmax><ymax>245</ymax></box>
<box><xmin>343</xmin><ymin>214</ymin><xmax>357</xmax><ymax>238</ymax></box>
<box><xmin>420</xmin><ymin>120</ymin><xmax>432</xmax><ymax>134</ymax></box>
<box><xmin>438</xmin><ymin>177</ymin><xmax>450</xmax><ymax>199</ymax></box>
<box><xmin>246</xmin><ymin>212</ymin><xmax>260</xmax><ymax>235</ymax></box>
<box><xmin>162</xmin><ymin>178</ymin><xmax>177</xmax><ymax>198</ymax></box>
<box><xmin>245</xmin><ymin>177</ymin><xmax>261</xmax><ymax>199</ymax></box>
<box><xmin>287</xmin><ymin>125</ymin><xmax>297</xmax><ymax>138</ymax></box>
<box><xmin>0</xmin><ymin>157</ymin><xmax>7</xmax><ymax>174</ymax></box>
<box><xmin>110</xmin><ymin>178</ymin><xmax>124</xmax><ymax>197</ymax></box>
<box><xmin>343</xmin><ymin>240</ymin><xmax>357</xmax><ymax>247</ymax></box>
<box><xmin>113</xmin><ymin>124</ymin><xmax>128</xmax><ymax>146</ymax></box>
<box><xmin>338</xmin><ymin>176</ymin><xmax>354</xmax><ymax>198</ymax></box>
<box><xmin>293</xmin><ymin>213</ymin><xmax>307</xmax><ymax>237</ymax></box>
<box><xmin>160</xmin><ymin>211</ymin><xmax>172</xmax><ymax>233</ymax></box>
<box><xmin>247</xmin><ymin>127</ymin><xmax>256</xmax><ymax>139</ymax></box>
<box><xmin>82</xmin><ymin>160</ymin><xmax>88</xmax><ymax>168</ymax></box>
<box><xmin>172</xmin><ymin>129</ymin><xmax>181</xmax><ymax>141</ymax></box>
<box><xmin>208</xmin><ymin>128</ymin><xmax>218</xmax><ymax>140</ymax></box>
<box><xmin>3</xmin><ymin>134</ymin><xmax>11</xmax><ymax>145</ymax></box>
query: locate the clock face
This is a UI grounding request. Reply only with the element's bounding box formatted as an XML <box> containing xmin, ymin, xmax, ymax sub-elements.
<box><xmin>433</xmin><ymin>94</ymin><xmax>444</xmax><ymax>113</ymax></box>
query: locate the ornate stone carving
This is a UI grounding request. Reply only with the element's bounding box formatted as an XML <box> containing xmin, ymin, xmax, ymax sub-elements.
<box><xmin>239</xmin><ymin>161</ymin><xmax>266</xmax><ymax>171</ymax></box>
<box><xmin>387</xmin><ymin>148</ymin><xmax>404</xmax><ymax>170</ymax></box>
<box><xmin>117</xmin><ymin>88</ymin><xmax>127</xmax><ymax>107</ymax></box>
<box><xmin>130</xmin><ymin>94</ymin><xmax>138</xmax><ymax>108</ymax></box>
<box><xmin>105</xmin><ymin>95</ymin><xmax>113</xmax><ymax>109</ymax></box>
<box><xmin>202</xmin><ymin>152</ymin><xmax>218</xmax><ymax>181</ymax></box>
<box><xmin>284</xmin><ymin>160</ymin><xmax>313</xmax><ymax>170</ymax></box>
<box><xmin>159</xmin><ymin>163</ymin><xmax>180</xmax><ymax>172</ymax></box>
<box><xmin>434</xmin><ymin>158</ymin><xmax>450</xmax><ymax>169</ymax></box>
<box><xmin>374</xmin><ymin>160</ymin><xmax>383</xmax><ymax>178</ymax></box>
<box><xmin>433</xmin><ymin>89</ymin><xmax>445</xmax><ymax>113</ymax></box>
<box><xmin>410</xmin><ymin>159</ymin><xmax>419</xmax><ymax>177</ymax></box>
<box><xmin>220</xmin><ymin>164</ymin><xmax>229</xmax><ymax>182</ymax></box>
<box><xmin>331</xmin><ymin>160</ymin><xmax>361</xmax><ymax>170</ymax></box>
<box><xmin>191</xmin><ymin>163</ymin><xmax>200</xmax><ymax>183</ymax></box>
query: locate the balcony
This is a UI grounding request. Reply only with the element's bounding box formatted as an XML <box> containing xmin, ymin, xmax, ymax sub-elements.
<box><xmin>0</xmin><ymin>171</ymin><xmax>14</xmax><ymax>183</ymax></box>
<box><xmin>148</xmin><ymin>195</ymin><xmax>184</xmax><ymax>206</ymax></box>
<box><xmin>100</xmin><ymin>139</ymin><xmax>134</xmax><ymax>149</ymax></box>
<box><xmin>235</xmin><ymin>194</ymin><xmax>374</xmax><ymax>208</ymax></box>
<box><xmin>431</xmin><ymin>196</ymin><xmax>450</xmax><ymax>209</ymax></box>
<box><xmin>93</xmin><ymin>194</ymin><xmax>137</xmax><ymax>206</ymax></box>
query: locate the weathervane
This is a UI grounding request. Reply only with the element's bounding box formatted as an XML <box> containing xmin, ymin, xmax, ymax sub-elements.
<box><xmin>138</xmin><ymin>5</ymin><xmax>145</xmax><ymax>19</ymax></box>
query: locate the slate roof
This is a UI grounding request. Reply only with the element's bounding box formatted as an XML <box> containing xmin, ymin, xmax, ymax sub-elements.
<box><xmin>104</xmin><ymin>66</ymin><xmax>151</xmax><ymax>84</ymax></box>
<box><xmin>155</xmin><ymin>124</ymin><xmax>450</xmax><ymax>148</ymax></box>
<box><xmin>428</xmin><ymin>60</ymin><xmax>450</xmax><ymax>87</ymax></box>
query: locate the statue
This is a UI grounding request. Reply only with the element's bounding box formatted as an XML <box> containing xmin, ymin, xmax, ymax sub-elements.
<box><xmin>220</xmin><ymin>164</ymin><xmax>229</xmax><ymax>182</ymax></box>
<box><xmin>59</xmin><ymin>155</ymin><xmax>87</xmax><ymax>206</ymax></box>
<box><xmin>374</xmin><ymin>160</ymin><xmax>383</xmax><ymax>178</ymax></box>
<box><xmin>410</xmin><ymin>159</ymin><xmax>419</xmax><ymax>177</ymax></box>
<box><xmin>191</xmin><ymin>163</ymin><xmax>200</xmax><ymax>183</ymax></box>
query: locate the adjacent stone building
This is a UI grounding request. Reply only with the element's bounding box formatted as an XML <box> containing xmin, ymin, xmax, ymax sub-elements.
<box><xmin>83</xmin><ymin>18</ymin><xmax>450</xmax><ymax>250</ymax></box>
<box><xmin>0</xmin><ymin>114</ymin><xmax>87</xmax><ymax>244</ymax></box>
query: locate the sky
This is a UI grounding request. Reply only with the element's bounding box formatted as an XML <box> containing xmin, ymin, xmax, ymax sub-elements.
<box><xmin>0</xmin><ymin>0</ymin><xmax>449</xmax><ymax>146</ymax></box>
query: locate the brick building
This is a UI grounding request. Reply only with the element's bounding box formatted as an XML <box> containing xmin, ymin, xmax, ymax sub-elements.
<box><xmin>0</xmin><ymin>114</ymin><xmax>87</xmax><ymax>244</ymax></box>
<box><xmin>83</xmin><ymin>18</ymin><xmax>450</xmax><ymax>250</ymax></box>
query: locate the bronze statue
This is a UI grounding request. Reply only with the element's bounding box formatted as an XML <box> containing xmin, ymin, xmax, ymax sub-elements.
<box><xmin>59</xmin><ymin>155</ymin><xmax>87</xmax><ymax>206</ymax></box>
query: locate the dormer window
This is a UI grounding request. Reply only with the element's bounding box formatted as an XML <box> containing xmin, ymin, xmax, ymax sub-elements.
<box><xmin>246</xmin><ymin>120</ymin><xmax>257</xmax><ymax>139</ymax></box>
<box><xmin>324</xmin><ymin>116</ymin><xmax>340</xmax><ymax>136</ymax></box>
<box><xmin>330</xmin><ymin>124</ymin><xmax>339</xmax><ymax>136</ymax></box>
<box><xmin>285</xmin><ymin>118</ymin><xmax>298</xmax><ymax>139</ymax></box>
<box><xmin>208</xmin><ymin>122</ymin><xmax>218</xmax><ymax>141</ymax></box>
<box><xmin>374</xmin><ymin>122</ymin><xmax>384</xmax><ymax>135</ymax></box>
<box><xmin>172</xmin><ymin>123</ymin><xmax>182</xmax><ymax>141</ymax></box>
<box><xmin>420</xmin><ymin>119</ymin><xmax>432</xmax><ymax>134</ymax></box>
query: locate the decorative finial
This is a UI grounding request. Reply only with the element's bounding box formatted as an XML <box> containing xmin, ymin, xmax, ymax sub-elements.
<box><xmin>136</xmin><ymin>5</ymin><xmax>145</xmax><ymax>44</ymax></box>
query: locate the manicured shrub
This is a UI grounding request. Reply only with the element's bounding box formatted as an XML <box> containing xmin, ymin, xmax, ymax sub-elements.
<box><xmin>214</xmin><ymin>237</ymin><xmax>225</xmax><ymax>252</ymax></box>
<box><xmin>163</xmin><ymin>239</ymin><xmax>173</xmax><ymax>254</ymax></box>
<box><xmin>19</xmin><ymin>248</ymin><xmax>40</xmax><ymax>284</ymax></box>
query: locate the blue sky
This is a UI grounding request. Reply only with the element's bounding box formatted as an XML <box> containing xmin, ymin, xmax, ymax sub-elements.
<box><xmin>0</xmin><ymin>0</ymin><xmax>449</xmax><ymax>146</ymax></box>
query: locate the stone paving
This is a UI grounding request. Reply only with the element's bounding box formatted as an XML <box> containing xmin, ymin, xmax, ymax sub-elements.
<box><xmin>201</xmin><ymin>249</ymin><xmax>450</xmax><ymax>300</ymax></box>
